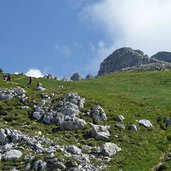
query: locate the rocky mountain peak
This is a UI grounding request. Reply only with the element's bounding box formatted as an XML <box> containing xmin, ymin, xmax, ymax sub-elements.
<box><xmin>98</xmin><ymin>47</ymin><xmax>158</xmax><ymax>75</ymax></box>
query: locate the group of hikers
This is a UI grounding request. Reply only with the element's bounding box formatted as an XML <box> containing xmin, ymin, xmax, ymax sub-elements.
<box><xmin>3</xmin><ymin>74</ymin><xmax>11</xmax><ymax>82</ymax></box>
<box><xmin>2</xmin><ymin>74</ymin><xmax>63</xmax><ymax>89</ymax></box>
<box><xmin>2</xmin><ymin>74</ymin><xmax>41</xmax><ymax>88</ymax></box>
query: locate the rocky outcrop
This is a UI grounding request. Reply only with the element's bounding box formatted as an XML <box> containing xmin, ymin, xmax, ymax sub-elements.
<box><xmin>0</xmin><ymin>87</ymin><xmax>27</xmax><ymax>102</ymax></box>
<box><xmin>100</xmin><ymin>142</ymin><xmax>121</xmax><ymax>157</ymax></box>
<box><xmin>98</xmin><ymin>47</ymin><xmax>158</xmax><ymax>75</ymax></box>
<box><xmin>70</xmin><ymin>73</ymin><xmax>82</xmax><ymax>81</ymax></box>
<box><xmin>97</xmin><ymin>47</ymin><xmax>171</xmax><ymax>75</ymax></box>
<box><xmin>151</xmin><ymin>51</ymin><xmax>171</xmax><ymax>63</ymax></box>
<box><xmin>89</xmin><ymin>123</ymin><xmax>110</xmax><ymax>140</ymax></box>
<box><xmin>92</xmin><ymin>105</ymin><xmax>107</xmax><ymax>122</ymax></box>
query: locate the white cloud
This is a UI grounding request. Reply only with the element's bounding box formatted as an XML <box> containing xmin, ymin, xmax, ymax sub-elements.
<box><xmin>81</xmin><ymin>0</ymin><xmax>171</xmax><ymax>73</ymax></box>
<box><xmin>25</xmin><ymin>69</ymin><xmax>44</xmax><ymax>78</ymax></box>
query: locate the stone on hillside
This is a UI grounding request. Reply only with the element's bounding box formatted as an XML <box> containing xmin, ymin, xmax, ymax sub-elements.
<box><xmin>52</xmin><ymin>113</ymin><xmax>65</xmax><ymax>125</ymax></box>
<box><xmin>32</xmin><ymin>112</ymin><xmax>42</xmax><ymax>120</ymax></box>
<box><xmin>36</xmin><ymin>86</ymin><xmax>46</xmax><ymax>91</ymax></box>
<box><xmin>43</xmin><ymin>115</ymin><xmax>52</xmax><ymax>124</ymax></box>
<box><xmin>90</xmin><ymin>123</ymin><xmax>110</xmax><ymax>140</ymax></box>
<box><xmin>33</xmin><ymin>160</ymin><xmax>47</xmax><ymax>170</ymax></box>
<box><xmin>64</xmin><ymin>92</ymin><xmax>85</xmax><ymax>108</ymax></box>
<box><xmin>3</xmin><ymin>150</ymin><xmax>22</xmax><ymax>160</ymax></box>
<box><xmin>86</xmin><ymin>74</ymin><xmax>94</xmax><ymax>80</ymax></box>
<box><xmin>60</xmin><ymin>102</ymin><xmax>80</xmax><ymax>117</ymax></box>
<box><xmin>10</xmin><ymin>168</ymin><xmax>20</xmax><ymax>171</ymax></box>
<box><xmin>129</xmin><ymin>124</ymin><xmax>138</xmax><ymax>131</ymax></box>
<box><xmin>0</xmin><ymin>129</ymin><xmax>7</xmax><ymax>144</ymax></box>
<box><xmin>139</xmin><ymin>119</ymin><xmax>153</xmax><ymax>128</ymax></box>
<box><xmin>115</xmin><ymin>123</ymin><xmax>125</xmax><ymax>129</ymax></box>
<box><xmin>66</xmin><ymin>145</ymin><xmax>82</xmax><ymax>155</ymax></box>
<box><xmin>70</xmin><ymin>73</ymin><xmax>82</xmax><ymax>81</ymax></box>
<box><xmin>115</xmin><ymin>115</ymin><xmax>125</xmax><ymax>122</ymax></box>
<box><xmin>60</xmin><ymin>117</ymin><xmax>87</xmax><ymax>130</ymax></box>
<box><xmin>101</xmin><ymin>142</ymin><xmax>121</xmax><ymax>157</ymax></box>
<box><xmin>92</xmin><ymin>105</ymin><xmax>107</xmax><ymax>122</ymax></box>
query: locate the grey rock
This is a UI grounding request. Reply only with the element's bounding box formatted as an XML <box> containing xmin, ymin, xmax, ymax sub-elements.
<box><xmin>43</xmin><ymin>115</ymin><xmax>52</xmax><ymax>124</ymax></box>
<box><xmin>129</xmin><ymin>124</ymin><xmax>138</xmax><ymax>131</ymax></box>
<box><xmin>139</xmin><ymin>119</ymin><xmax>153</xmax><ymax>128</ymax></box>
<box><xmin>25</xmin><ymin>163</ymin><xmax>31</xmax><ymax>171</ymax></box>
<box><xmin>33</xmin><ymin>112</ymin><xmax>42</xmax><ymax>120</ymax></box>
<box><xmin>86</xmin><ymin>74</ymin><xmax>94</xmax><ymax>80</ymax></box>
<box><xmin>101</xmin><ymin>142</ymin><xmax>121</xmax><ymax>157</ymax></box>
<box><xmin>98</xmin><ymin>47</ymin><xmax>157</xmax><ymax>75</ymax></box>
<box><xmin>3</xmin><ymin>150</ymin><xmax>22</xmax><ymax>160</ymax></box>
<box><xmin>60</xmin><ymin>117</ymin><xmax>87</xmax><ymax>130</ymax></box>
<box><xmin>92</xmin><ymin>105</ymin><xmax>107</xmax><ymax>122</ymax></box>
<box><xmin>0</xmin><ymin>128</ymin><xmax>7</xmax><ymax>144</ymax></box>
<box><xmin>70</xmin><ymin>73</ymin><xmax>82</xmax><ymax>81</ymax></box>
<box><xmin>36</xmin><ymin>86</ymin><xmax>46</xmax><ymax>91</ymax></box>
<box><xmin>66</xmin><ymin>145</ymin><xmax>82</xmax><ymax>155</ymax></box>
<box><xmin>10</xmin><ymin>168</ymin><xmax>20</xmax><ymax>171</ymax></box>
<box><xmin>115</xmin><ymin>115</ymin><xmax>125</xmax><ymax>122</ymax></box>
<box><xmin>151</xmin><ymin>51</ymin><xmax>171</xmax><ymax>63</ymax></box>
<box><xmin>33</xmin><ymin>160</ymin><xmax>47</xmax><ymax>170</ymax></box>
<box><xmin>115</xmin><ymin>123</ymin><xmax>125</xmax><ymax>129</ymax></box>
<box><xmin>90</xmin><ymin>123</ymin><xmax>110</xmax><ymax>140</ymax></box>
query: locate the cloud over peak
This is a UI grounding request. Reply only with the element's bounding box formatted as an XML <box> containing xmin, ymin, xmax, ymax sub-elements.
<box><xmin>81</xmin><ymin>0</ymin><xmax>171</xmax><ymax>54</ymax></box>
<box><xmin>25</xmin><ymin>69</ymin><xmax>44</xmax><ymax>78</ymax></box>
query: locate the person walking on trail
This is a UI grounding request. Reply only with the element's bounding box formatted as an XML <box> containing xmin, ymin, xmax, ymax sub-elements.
<box><xmin>28</xmin><ymin>77</ymin><xmax>32</xmax><ymax>87</ymax></box>
<box><xmin>6</xmin><ymin>74</ymin><xmax>11</xmax><ymax>82</ymax></box>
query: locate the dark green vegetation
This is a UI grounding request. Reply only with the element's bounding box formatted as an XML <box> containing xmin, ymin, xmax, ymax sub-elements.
<box><xmin>1</xmin><ymin>71</ymin><xmax>171</xmax><ymax>170</ymax></box>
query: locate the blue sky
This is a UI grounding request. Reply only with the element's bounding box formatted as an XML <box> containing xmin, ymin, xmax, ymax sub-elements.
<box><xmin>1</xmin><ymin>0</ymin><xmax>171</xmax><ymax>78</ymax></box>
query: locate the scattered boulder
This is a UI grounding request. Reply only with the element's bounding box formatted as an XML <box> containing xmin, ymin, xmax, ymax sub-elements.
<box><xmin>90</xmin><ymin>123</ymin><xmax>110</xmax><ymax>140</ymax></box>
<box><xmin>139</xmin><ymin>119</ymin><xmax>153</xmax><ymax>128</ymax></box>
<box><xmin>129</xmin><ymin>124</ymin><xmax>138</xmax><ymax>131</ymax></box>
<box><xmin>66</xmin><ymin>145</ymin><xmax>82</xmax><ymax>155</ymax></box>
<box><xmin>101</xmin><ymin>142</ymin><xmax>121</xmax><ymax>157</ymax></box>
<box><xmin>70</xmin><ymin>73</ymin><xmax>82</xmax><ymax>81</ymax></box>
<box><xmin>36</xmin><ymin>86</ymin><xmax>45</xmax><ymax>91</ymax></box>
<box><xmin>32</xmin><ymin>160</ymin><xmax>47</xmax><ymax>170</ymax></box>
<box><xmin>0</xmin><ymin>87</ymin><xmax>27</xmax><ymax>102</ymax></box>
<box><xmin>60</xmin><ymin>117</ymin><xmax>87</xmax><ymax>130</ymax></box>
<box><xmin>86</xmin><ymin>74</ymin><xmax>94</xmax><ymax>80</ymax></box>
<box><xmin>115</xmin><ymin>115</ymin><xmax>125</xmax><ymax>122</ymax></box>
<box><xmin>3</xmin><ymin>150</ymin><xmax>22</xmax><ymax>160</ymax></box>
<box><xmin>115</xmin><ymin>123</ymin><xmax>125</xmax><ymax>130</ymax></box>
<box><xmin>92</xmin><ymin>105</ymin><xmax>107</xmax><ymax>122</ymax></box>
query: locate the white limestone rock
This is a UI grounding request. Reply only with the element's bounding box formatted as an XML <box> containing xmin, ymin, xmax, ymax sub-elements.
<box><xmin>90</xmin><ymin>123</ymin><xmax>110</xmax><ymax>140</ymax></box>
<box><xmin>139</xmin><ymin>119</ymin><xmax>153</xmax><ymax>128</ymax></box>
<box><xmin>92</xmin><ymin>105</ymin><xmax>107</xmax><ymax>122</ymax></box>
<box><xmin>3</xmin><ymin>150</ymin><xmax>23</xmax><ymax>160</ymax></box>
<box><xmin>101</xmin><ymin>142</ymin><xmax>121</xmax><ymax>157</ymax></box>
<box><xmin>66</xmin><ymin>146</ymin><xmax>82</xmax><ymax>155</ymax></box>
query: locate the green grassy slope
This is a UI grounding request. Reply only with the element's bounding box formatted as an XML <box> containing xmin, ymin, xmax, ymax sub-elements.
<box><xmin>1</xmin><ymin>71</ymin><xmax>171</xmax><ymax>170</ymax></box>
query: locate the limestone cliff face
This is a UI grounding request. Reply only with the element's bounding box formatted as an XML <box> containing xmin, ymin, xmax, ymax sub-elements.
<box><xmin>98</xmin><ymin>47</ymin><xmax>158</xmax><ymax>75</ymax></box>
<box><xmin>151</xmin><ymin>52</ymin><xmax>171</xmax><ymax>63</ymax></box>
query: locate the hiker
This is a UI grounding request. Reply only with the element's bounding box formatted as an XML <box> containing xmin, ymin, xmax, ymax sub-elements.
<box><xmin>6</xmin><ymin>74</ymin><xmax>11</xmax><ymax>82</ymax></box>
<box><xmin>3</xmin><ymin>74</ymin><xmax>7</xmax><ymax>81</ymax></box>
<box><xmin>28</xmin><ymin>77</ymin><xmax>32</xmax><ymax>87</ymax></box>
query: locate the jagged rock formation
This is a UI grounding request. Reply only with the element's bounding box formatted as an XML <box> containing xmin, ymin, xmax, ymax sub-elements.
<box><xmin>70</xmin><ymin>73</ymin><xmax>82</xmax><ymax>81</ymax></box>
<box><xmin>98</xmin><ymin>47</ymin><xmax>171</xmax><ymax>75</ymax></box>
<box><xmin>151</xmin><ymin>51</ymin><xmax>171</xmax><ymax>63</ymax></box>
